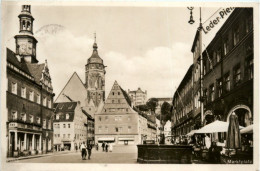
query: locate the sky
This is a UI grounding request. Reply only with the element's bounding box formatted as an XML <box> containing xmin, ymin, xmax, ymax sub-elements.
<box><xmin>2</xmin><ymin>2</ymin><xmax>232</xmax><ymax>100</ymax></box>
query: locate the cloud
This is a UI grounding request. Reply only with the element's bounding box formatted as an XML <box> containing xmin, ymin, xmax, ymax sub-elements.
<box><xmin>35</xmin><ymin>25</ymin><xmax>193</xmax><ymax>100</ymax></box>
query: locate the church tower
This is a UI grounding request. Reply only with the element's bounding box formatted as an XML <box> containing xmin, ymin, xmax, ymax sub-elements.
<box><xmin>14</xmin><ymin>5</ymin><xmax>38</xmax><ymax>63</ymax></box>
<box><xmin>85</xmin><ymin>34</ymin><xmax>106</xmax><ymax>107</ymax></box>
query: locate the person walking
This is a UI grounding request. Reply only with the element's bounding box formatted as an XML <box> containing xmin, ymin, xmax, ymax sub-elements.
<box><xmin>105</xmin><ymin>142</ymin><xmax>108</xmax><ymax>152</ymax></box>
<box><xmin>102</xmin><ymin>142</ymin><xmax>105</xmax><ymax>151</ymax></box>
<box><xmin>95</xmin><ymin>143</ymin><xmax>99</xmax><ymax>151</ymax></box>
<box><xmin>80</xmin><ymin>142</ymin><xmax>87</xmax><ymax>160</ymax></box>
<box><xmin>87</xmin><ymin>141</ymin><xmax>93</xmax><ymax>160</ymax></box>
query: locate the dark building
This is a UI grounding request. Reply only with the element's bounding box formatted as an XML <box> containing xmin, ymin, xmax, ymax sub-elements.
<box><xmin>171</xmin><ymin>65</ymin><xmax>193</xmax><ymax>137</ymax></box>
<box><xmin>172</xmin><ymin>8</ymin><xmax>253</xmax><ymax>137</ymax></box>
<box><xmin>6</xmin><ymin>5</ymin><xmax>55</xmax><ymax>157</ymax></box>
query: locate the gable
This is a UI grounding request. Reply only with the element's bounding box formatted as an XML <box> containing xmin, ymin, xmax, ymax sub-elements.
<box><xmin>55</xmin><ymin>72</ymin><xmax>88</xmax><ymax>105</ymax></box>
<box><xmin>100</xmin><ymin>81</ymin><xmax>136</xmax><ymax>114</ymax></box>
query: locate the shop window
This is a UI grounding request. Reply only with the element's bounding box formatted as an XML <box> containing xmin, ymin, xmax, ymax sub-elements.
<box><xmin>233</xmin><ymin>65</ymin><xmax>241</xmax><ymax>86</ymax></box>
<box><xmin>11</xmin><ymin>82</ymin><xmax>17</xmax><ymax>94</ymax></box>
<box><xmin>21</xmin><ymin>87</ymin><xmax>26</xmax><ymax>98</ymax></box>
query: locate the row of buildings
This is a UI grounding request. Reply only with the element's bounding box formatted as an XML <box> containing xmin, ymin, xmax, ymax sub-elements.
<box><xmin>171</xmin><ymin>8</ymin><xmax>254</xmax><ymax>140</ymax></box>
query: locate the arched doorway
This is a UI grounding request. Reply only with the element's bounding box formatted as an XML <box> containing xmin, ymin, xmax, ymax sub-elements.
<box><xmin>227</xmin><ymin>105</ymin><xmax>252</xmax><ymax>127</ymax></box>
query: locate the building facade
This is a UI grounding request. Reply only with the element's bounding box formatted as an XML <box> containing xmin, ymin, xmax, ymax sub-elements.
<box><xmin>128</xmin><ymin>87</ymin><xmax>147</xmax><ymax>106</ymax></box>
<box><xmin>95</xmin><ymin>81</ymin><xmax>147</xmax><ymax>145</ymax></box>
<box><xmin>172</xmin><ymin>8</ymin><xmax>254</xmax><ymax>138</ymax></box>
<box><xmin>53</xmin><ymin>101</ymin><xmax>94</xmax><ymax>151</ymax></box>
<box><xmin>6</xmin><ymin>5</ymin><xmax>55</xmax><ymax>157</ymax></box>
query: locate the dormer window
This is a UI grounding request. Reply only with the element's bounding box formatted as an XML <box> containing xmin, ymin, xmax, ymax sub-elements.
<box><xmin>66</xmin><ymin>113</ymin><xmax>70</xmax><ymax>120</ymax></box>
<box><xmin>56</xmin><ymin>114</ymin><xmax>59</xmax><ymax>120</ymax></box>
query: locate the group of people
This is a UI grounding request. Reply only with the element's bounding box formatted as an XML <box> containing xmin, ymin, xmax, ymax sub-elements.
<box><xmin>101</xmin><ymin>142</ymin><xmax>113</xmax><ymax>152</ymax></box>
<box><xmin>80</xmin><ymin>141</ymin><xmax>92</xmax><ymax>160</ymax></box>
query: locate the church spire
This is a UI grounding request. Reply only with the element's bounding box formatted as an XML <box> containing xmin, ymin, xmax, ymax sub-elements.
<box><xmin>93</xmin><ymin>32</ymin><xmax>98</xmax><ymax>51</ymax></box>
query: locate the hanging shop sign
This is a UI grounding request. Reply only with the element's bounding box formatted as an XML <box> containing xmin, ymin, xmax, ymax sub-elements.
<box><xmin>202</xmin><ymin>7</ymin><xmax>235</xmax><ymax>34</ymax></box>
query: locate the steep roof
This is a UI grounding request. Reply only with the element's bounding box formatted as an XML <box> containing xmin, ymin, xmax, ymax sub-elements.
<box><xmin>6</xmin><ymin>48</ymin><xmax>32</xmax><ymax>76</ymax></box>
<box><xmin>26</xmin><ymin>63</ymin><xmax>45</xmax><ymax>84</ymax></box>
<box><xmin>53</xmin><ymin>102</ymin><xmax>77</xmax><ymax>122</ymax></box>
<box><xmin>87</xmin><ymin>42</ymin><xmax>103</xmax><ymax>65</ymax></box>
<box><xmin>55</xmin><ymin>72</ymin><xmax>88</xmax><ymax>104</ymax></box>
<box><xmin>99</xmin><ymin>80</ymin><xmax>136</xmax><ymax>114</ymax></box>
<box><xmin>82</xmin><ymin>109</ymin><xmax>94</xmax><ymax>120</ymax></box>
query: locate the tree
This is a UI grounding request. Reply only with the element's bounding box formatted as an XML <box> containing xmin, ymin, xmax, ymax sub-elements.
<box><xmin>158</xmin><ymin>101</ymin><xmax>172</xmax><ymax>145</ymax></box>
<box><xmin>136</xmin><ymin>104</ymin><xmax>149</xmax><ymax>112</ymax></box>
<box><xmin>146</xmin><ymin>98</ymin><xmax>158</xmax><ymax>114</ymax></box>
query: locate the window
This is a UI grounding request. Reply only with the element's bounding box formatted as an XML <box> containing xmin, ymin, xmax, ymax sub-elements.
<box><xmin>37</xmin><ymin>94</ymin><xmax>40</xmax><ymax>104</ymax></box>
<box><xmin>105</xmin><ymin>126</ymin><xmax>108</xmax><ymax>133</ymax></box>
<box><xmin>56</xmin><ymin>114</ymin><xmax>59</xmax><ymax>120</ymax></box>
<box><xmin>68</xmin><ymin>134</ymin><xmax>70</xmax><ymax>138</ymax></box>
<box><xmin>248</xmin><ymin>58</ymin><xmax>253</xmax><ymax>80</ymax></box>
<box><xmin>47</xmin><ymin>120</ymin><xmax>51</xmax><ymax>129</ymax></box>
<box><xmin>112</xmin><ymin>92</ymin><xmax>114</xmax><ymax>95</ymax></box>
<box><xmin>115</xmin><ymin>116</ymin><xmax>118</xmax><ymax>121</ymax></box>
<box><xmin>57</xmin><ymin>124</ymin><xmax>60</xmax><ymax>128</ymax></box>
<box><xmin>105</xmin><ymin>116</ymin><xmax>108</xmax><ymax>121</ymax></box>
<box><xmin>233</xmin><ymin>65</ymin><xmax>241</xmax><ymax>86</ymax></box>
<box><xmin>118</xmin><ymin>92</ymin><xmax>120</xmax><ymax>95</ymax></box>
<box><xmin>20</xmin><ymin>113</ymin><xmax>26</xmax><ymax>121</ymax></box>
<box><xmin>115</xmin><ymin>127</ymin><xmax>118</xmax><ymax>132</ymax></box>
<box><xmin>224</xmin><ymin>73</ymin><xmax>230</xmax><ymax>92</ymax></box>
<box><xmin>217</xmin><ymin>79</ymin><xmax>223</xmax><ymax>98</ymax></box>
<box><xmin>58</xmin><ymin>134</ymin><xmax>60</xmax><ymax>138</ymax></box>
<box><xmin>99</xmin><ymin>116</ymin><xmax>101</xmax><ymax>121</ymax></box>
<box><xmin>29</xmin><ymin>115</ymin><xmax>33</xmax><ymax>123</ymax></box>
<box><xmin>63</xmin><ymin>124</ymin><xmax>66</xmax><ymax>128</ymax></box>
<box><xmin>66</xmin><ymin>113</ymin><xmax>70</xmax><ymax>120</ymax></box>
<box><xmin>128</xmin><ymin>116</ymin><xmax>131</xmax><ymax>121</ymax></box>
<box><xmin>119</xmin><ymin>127</ymin><xmax>122</xmax><ymax>132</ymax></box>
<box><xmin>112</xmin><ymin>100</ymin><xmax>114</xmax><ymax>103</ymax></box>
<box><xmin>233</xmin><ymin>26</ymin><xmax>240</xmax><ymax>46</ymax></box>
<box><xmin>29</xmin><ymin>91</ymin><xmax>34</xmax><ymax>101</ymax></box>
<box><xmin>68</xmin><ymin>124</ymin><xmax>70</xmax><ymax>128</ymax></box>
<box><xmin>11</xmin><ymin>82</ymin><xmax>17</xmax><ymax>94</ymax></box>
<box><xmin>36</xmin><ymin>117</ymin><xmax>40</xmax><ymax>124</ymax></box>
<box><xmin>43</xmin><ymin>97</ymin><xmax>47</xmax><ymax>106</ymax></box>
<box><xmin>98</xmin><ymin>126</ymin><xmax>102</xmax><ymax>133</ymax></box>
<box><xmin>21</xmin><ymin>87</ymin><xmax>26</xmax><ymax>98</ymax></box>
<box><xmin>128</xmin><ymin>126</ymin><xmax>131</xmax><ymax>132</ymax></box>
<box><xmin>246</xmin><ymin>12</ymin><xmax>253</xmax><ymax>33</ymax></box>
<box><xmin>216</xmin><ymin>48</ymin><xmax>221</xmax><ymax>63</ymax></box>
<box><xmin>43</xmin><ymin>119</ymin><xmax>46</xmax><ymax>128</ymax></box>
<box><xmin>224</xmin><ymin>38</ymin><xmax>229</xmax><ymax>55</ymax></box>
<box><xmin>48</xmin><ymin>100</ymin><xmax>51</xmax><ymax>108</ymax></box>
<box><xmin>11</xmin><ymin>111</ymin><xmax>17</xmax><ymax>120</ymax></box>
<box><xmin>204</xmin><ymin>89</ymin><xmax>208</xmax><ymax>105</ymax></box>
<box><xmin>209</xmin><ymin>84</ymin><xmax>215</xmax><ymax>102</ymax></box>
<box><xmin>118</xmin><ymin>99</ymin><xmax>120</xmax><ymax>103</ymax></box>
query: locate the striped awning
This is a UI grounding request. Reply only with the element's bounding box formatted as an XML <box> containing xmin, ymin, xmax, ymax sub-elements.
<box><xmin>118</xmin><ymin>137</ymin><xmax>134</xmax><ymax>141</ymax></box>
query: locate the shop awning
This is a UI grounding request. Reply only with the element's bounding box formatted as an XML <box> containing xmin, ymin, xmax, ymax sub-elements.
<box><xmin>98</xmin><ymin>137</ymin><xmax>115</xmax><ymax>141</ymax></box>
<box><xmin>186</xmin><ymin>130</ymin><xmax>197</xmax><ymax>136</ymax></box>
<box><xmin>118</xmin><ymin>137</ymin><xmax>135</xmax><ymax>141</ymax></box>
<box><xmin>195</xmin><ymin>120</ymin><xmax>244</xmax><ymax>134</ymax></box>
<box><xmin>240</xmin><ymin>124</ymin><xmax>253</xmax><ymax>134</ymax></box>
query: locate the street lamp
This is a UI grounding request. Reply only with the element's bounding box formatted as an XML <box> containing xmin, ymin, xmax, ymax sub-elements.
<box><xmin>188</xmin><ymin>7</ymin><xmax>204</xmax><ymax>126</ymax></box>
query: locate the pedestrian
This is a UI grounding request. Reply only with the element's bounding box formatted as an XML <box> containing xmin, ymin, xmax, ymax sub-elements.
<box><xmin>96</xmin><ymin>143</ymin><xmax>99</xmax><ymax>151</ymax></box>
<box><xmin>105</xmin><ymin>142</ymin><xmax>108</xmax><ymax>152</ymax></box>
<box><xmin>87</xmin><ymin>141</ymin><xmax>93</xmax><ymax>160</ymax></box>
<box><xmin>80</xmin><ymin>142</ymin><xmax>87</xmax><ymax>160</ymax></box>
<box><xmin>102</xmin><ymin>142</ymin><xmax>105</xmax><ymax>151</ymax></box>
<box><xmin>109</xmin><ymin>143</ymin><xmax>113</xmax><ymax>152</ymax></box>
<box><xmin>76</xmin><ymin>145</ymin><xmax>78</xmax><ymax>152</ymax></box>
